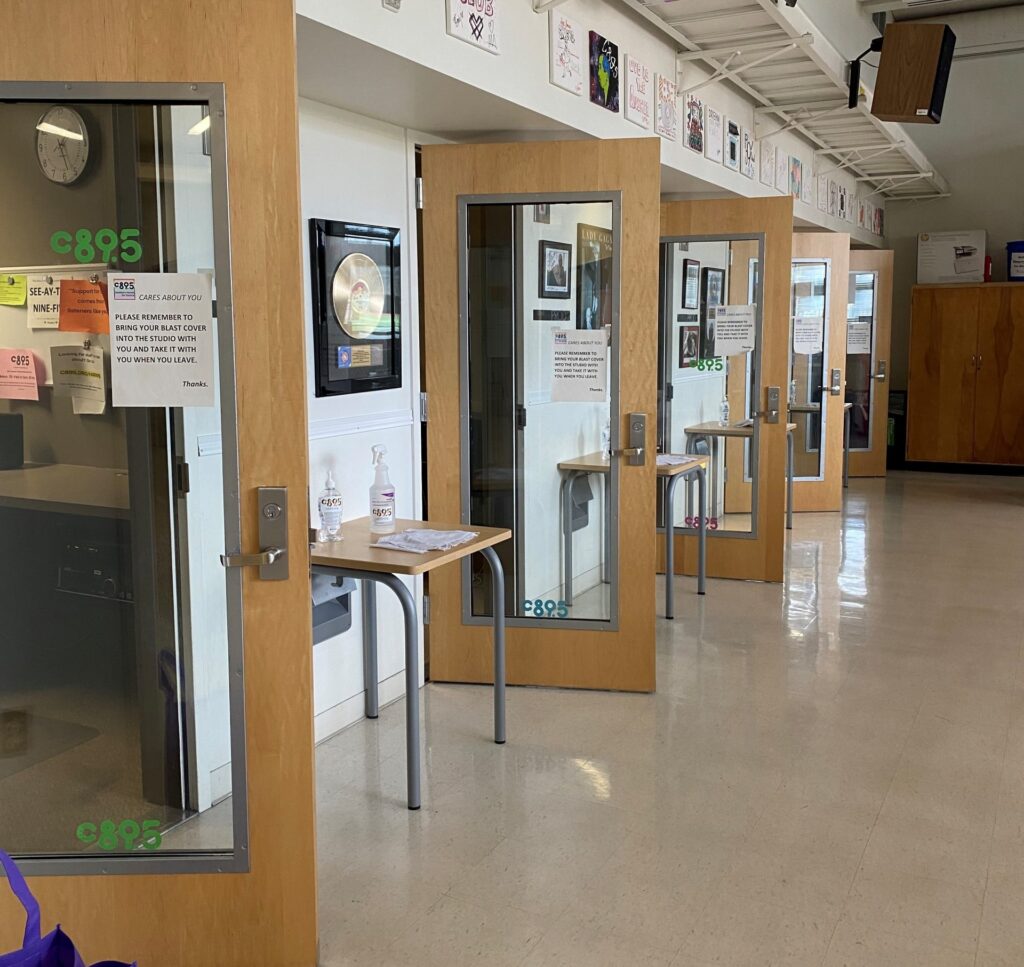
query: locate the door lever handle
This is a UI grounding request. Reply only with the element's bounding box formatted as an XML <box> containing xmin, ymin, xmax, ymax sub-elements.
<box><xmin>220</xmin><ymin>547</ymin><xmax>286</xmax><ymax>568</ymax></box>
<box><xmin>610</xmin><ymin>447</ymin><xmax>643</xmax><ymax>458</ymax></box>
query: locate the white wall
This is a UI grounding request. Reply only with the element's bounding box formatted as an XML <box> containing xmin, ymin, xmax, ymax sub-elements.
<box><xmin>298</xmin><ymin>99</ymin><xmax>425</xmax><ymax>741</ymax></box>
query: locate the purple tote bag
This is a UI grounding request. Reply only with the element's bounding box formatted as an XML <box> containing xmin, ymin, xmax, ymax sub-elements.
<box><xmin>0</xmin><ymin>851</ymin><xmax>135</xmax><ymax>967</ymax></box>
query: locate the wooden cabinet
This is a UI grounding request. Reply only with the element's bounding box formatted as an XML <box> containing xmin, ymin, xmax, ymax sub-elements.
<box><xmin>907</xmin><ymin>284</ymin><xmax>1024</xmax><ymax>465</ymax></box>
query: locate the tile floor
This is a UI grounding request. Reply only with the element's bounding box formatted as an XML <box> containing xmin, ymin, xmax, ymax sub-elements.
<box><xmin>315</xmin><ymin>472</ymin><xmax>1024</xmax><ymax>966</ymax></box>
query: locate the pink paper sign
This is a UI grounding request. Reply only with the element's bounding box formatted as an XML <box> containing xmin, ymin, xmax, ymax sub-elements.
<box><xmin>0</xmin><ymin>349</ymin><xmax>40</xmax><ymax>401</ymax></box>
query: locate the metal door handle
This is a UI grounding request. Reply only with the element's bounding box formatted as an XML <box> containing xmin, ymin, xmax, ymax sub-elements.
<box><xmin>220</xmin><ymin>547</ymin><xmax>285</xmax><ymax>568</ymax></box>
<box><xmin>872</xmin><ymin>360</ymin><xmax>888</xmax><ymax>382</ymax></box>
<box><xmin>611</xmin><ymin>447</ymin><xmax>643</xmax><ymax>458</ymax></box>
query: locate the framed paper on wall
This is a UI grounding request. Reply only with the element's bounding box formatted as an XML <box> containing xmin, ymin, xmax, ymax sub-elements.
<box><xmin>725</xmin><ymin>119</ymin><xmax>741</xmax><ymax>172</ymax></box>
<box><xmin>446</xmin><ymin>0</ymin><xmax>500</xmax><ymax>54</ymax></box>
<box><xmin>759</xmin><ymin>141</ymin><xmax>775</xmax><ymax>188</ymax></box>
<box><xmin>701</xmin><ymin>266</ymin><xmax>725</xmax><ymax>359</ymax></box>
<box><xmin>549</xmin><ymin>11</ymin><xmax>584</xmax><ymax>95</ymax></box>
<box><xmin>655</xmin><ymin>74</ymin><xmax>678</xmax><ymax>140</ymax></box>
<box><xmin>680</xmin><ymin>325</ymin><xmax>699</xmax><ymax>369</ymax></box>
<box><xmin>704</xmin><ymin>106</ymin><xmax>724</xmax><ymax>163</ymax></box>
<box><xmin>310</xmin><ymin>219</ymin><xmax>401</xmax><ymax>397</ymax></box>
<box><xmin>682</xmin><ymin>258</ymin><xmax>700</xmax><ymax>309</ymax></box>
<box><xmin>539</xmin><ymin>240</ymin><xmax>572</xmax><ymax>299</ymax></box>
<box><xmin>576</xmin><ymin>222</ymin><xmax>613</xmax><ymax>330</ymax></box>
<box><xmin>534</xmin><ymin>203</ymin><xmax>551</xmax><ymax>224</ymax></box>
<box><xmin>685</xmin><ymin>93</ymin><xmax>704</xmax><ymax>153</ymax></box>
<box><xmin>624</xmin><ymin>54</ymin><xmax>652</xmax><ymax>129</ymax></box>
<box><xmin>589</xmin><ymin>31</ymin><xmax>620</xmax><ymax>112</ymax></box>
<box><xmin>789</xmin><ymin>156</ymin><xmax>802</xmax><ymax>200</ymax></box>
<box><xmin>742</xmin><ymin>128</ymin><xmax>756</xmax><ymax>179</ymax></box>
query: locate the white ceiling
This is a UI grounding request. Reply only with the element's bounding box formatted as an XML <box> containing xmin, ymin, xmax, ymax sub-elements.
<box><xmin>893</xmin><ymin>0</ymin><xmax>1024</xmax><ymax>20</ymax></box>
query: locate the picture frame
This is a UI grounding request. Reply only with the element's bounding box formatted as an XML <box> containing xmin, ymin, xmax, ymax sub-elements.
<box><xmin>682</xmin><ymin>258</ymin><xmax>701</xmax><ymax>309</ymax></box>
<box><xmin>680</xmin><ymin>324</ymin><xmax>699</xmax><ymax>369</ymax></box>
<box><xmin>700</xmin><ymin>266</ymin><xmax>726</xmax><ymax>359</ymax></box>
<box><xmin>534</xmin><ymin>203</ymin><xmax>551</xmax><ymax>224</ymax></box>
<box><xmin>589</xmin><ymin>31</ymin><xmax>620</xmax><ymax>112</ymax></box>
<box><xmin>685</xmin><ymin>93</ymin><xmax>704</xmax><ymax>153</ymax></box>
<box><xmin>725</xmin><ymin>118</ymin><xmax>741</xmax><ymax>172</ymax></box>
<box><xmin>539</xmin><ymin>240</ymin><xmax>572</xmax><ymax>299</ymax></box>
<box><xmin>576</xmin><ymin>222</ymin><xmax>613</xmax><ymax>330</ymax></box>
<box><xmin>309</xmin><ymin>218</ymin><xmax>401</xmax><ymax>398</ymax></box>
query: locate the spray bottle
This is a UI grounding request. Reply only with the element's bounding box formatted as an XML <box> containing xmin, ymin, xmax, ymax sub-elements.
<box><xmin>369</xmin><ymin>445</ymin><xmax>396</xmax><ymax>534</ymax></box>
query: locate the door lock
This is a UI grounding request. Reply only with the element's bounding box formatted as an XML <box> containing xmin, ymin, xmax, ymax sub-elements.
<box><xmin>763</xmin><ymin>386</ymin><xmax>781</xmax><ymax>424</ymax></box>
<box><xmin>612</xmin><ymin>413</ymin><xmax>646</xmax><ymax>466</ymax></box>
<box><xmin>220</xmin><ymin>486</ymin><xmax>289</xmax><ymax>580</ymax></box>
<box><xmin>827</xmin><ymin>368</ymin><xmax>842</xmax><ymax>396</ymax></box>
<box><xmin>872</xmin><ymin>360</ymin><xmax>888</xmax><ymax>382</ymax></box>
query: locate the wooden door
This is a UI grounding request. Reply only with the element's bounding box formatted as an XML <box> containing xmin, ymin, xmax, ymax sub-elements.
<box><xmin>974</xmin><ymin>285</ymin><xmax>1024</xmax><ymax>464</ymax></box>
<box><xmin>848</xmin><ymin>249</ymin><xmax>894</xmax><ymax>477</ymax></box>
<box><xmin>790</xmin><ymin>233</ymin><xmax>850</xmax><ymax>513</ymax></box>
<box><xmin>1</xmin><ymin>5</ymin><xmax>318</xmax><ymax>967</ymax></box>
<box><xmin>661</xmin><ymin>197</ymin><xmax>793</xmax><ymax>583</ymax></box>
<box><xmin>421</xmin><ymin>139</ymin><xmax>660</xmax><ymax>693</ymax></box>
<box><xmin>907</xmin><ymin>286</ymin><xmax>980</xmax><ymax>462</ymax></box>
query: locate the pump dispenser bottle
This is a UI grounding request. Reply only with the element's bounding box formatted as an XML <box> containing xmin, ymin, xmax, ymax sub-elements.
<box><xmin>369</xmin><ymin>445</ymin><xmax>396</xmax><ymax>534</ymax></box>
<box><xmin>317</xmin><ymin>471</ymin><xmax>343</xmax><ymax>542</ymax></box>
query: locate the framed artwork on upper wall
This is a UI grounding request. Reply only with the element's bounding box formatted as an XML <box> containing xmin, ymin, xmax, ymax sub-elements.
<box><xmin>446</xmin><ymin>0</ymin><xmax>500</xmax><ymax>54</ymax></box>
<box><xmin>759</xmin><ymin>141</ymin><xmax>775</xmax><ymax>188</ymax></box>
<box><xmin>576</xmin><ymin>222</ymin><xmax>613</xmax><ymax>330</ymax></box>
<box><xmin>549</xmin><ymin>11</ymin><xmax>584</xmax><ymax>96</ymax></box>
<box><xmin>789</xmin><ymin>157</ymin><xmax>803</xmax><ymax>200</ymax></box>
<box><xmin>534</xmin><ymin>203</ymin><xmax>551</xmax><ymax>224</ymax></box>
<box><xmin>775</xmin><ymin>150</ymin><xmax>789</xmax><ymax>194</ymax></box>
<box><xmin>725</xmin><ymin>119</ymin><xmax>741</xmax><ymax>172</ymax></box>
<box><xmin>655</xmin><ymin>74</ymin><xmax>678</xmax><ymax>140</ymax></box>
<box><xmin>624</xmin><ymin>54</ymin><xmax>652</xmax><ymax>129</ymax></box>
<box><xmin>817</xmin><ymin>174</ymin><xmax>829</xmax><ymax>213</ymax></box>
<box><xmin>685</xmin><ymin>94</ymin><xmax>704</xmax><ymax>153</ymax></box>
<box><xmin>682</xmin><ymin>258</ymin><xmax>701</xmax><ymax>309</ymax></box>
<box><xmin>801</xmin><ymin>168</ymin><xmax>814</xmax><ymax>207</ymax></box>
<box><xmin>704</xmin><ymin>106</ymin><xmax>724</xmax><ymax>163</ymax></box>
<box><xmin>589</xmin><ymin>31</ymin><xmax>620</xmax><ymax>112</ymax></box>
<box><xmin>539</xmin><ymin>240</ymin><xmax>572</xmax><ymax>299</ymax></box>
<box><xmin>309</xmin><ymin>218</ymin><xmax>402</xmax><ymax>397</ymax></box>
<box><xmin>700</xmin><ymin>266</ymin><xmax>725</xmax><ymax>358</ymax></box>
<box><xmin>742</xmin><ymin>128</ymin><xmax>756</xmax><ymax>179</ymax></box>
<box><xmin>680</xmin><ymin>325</ymin><xmax>699</xmax><ymax>369</ymax></box>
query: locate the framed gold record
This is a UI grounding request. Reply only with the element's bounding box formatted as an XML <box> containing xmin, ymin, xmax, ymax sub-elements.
<box><xmin>331</xmin><ymin>252</ymin><xmax>385</xmax><ymax>338</ymax></box>
<box><xmin>310</xmin><ymin>219</ymin><xmax>402</xmax><ymax>397</ymax></box>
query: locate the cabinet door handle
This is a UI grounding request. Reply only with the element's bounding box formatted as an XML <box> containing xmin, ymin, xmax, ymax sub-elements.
<box><xmin>977</xmin><ymin>354</ymin><xmax>982</xmax><ymax>370</ymax></box>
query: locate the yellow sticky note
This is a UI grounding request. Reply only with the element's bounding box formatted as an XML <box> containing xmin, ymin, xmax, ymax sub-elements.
<box><xmin>0</xmin><ymin>275</ymin><xmax>28</xmax><ymax>306</ymax></box>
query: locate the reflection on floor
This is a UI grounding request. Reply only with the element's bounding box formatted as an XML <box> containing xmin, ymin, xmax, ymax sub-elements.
<box><xmin>316</xmin><ymin>471</ymin><xmax>1024</xmax><ymax>966</ymax></box>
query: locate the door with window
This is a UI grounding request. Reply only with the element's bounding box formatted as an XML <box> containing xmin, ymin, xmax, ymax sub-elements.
<box><xmin>847</xmin><ymin>249</ymin><xmax>893</xmax><ymax>477</ymax></box>
<box><xmin>421</xmin><ymin>139</ymin><xmax>660</xmax><ymax>692</ymax></box>
<box><xmin>659</xmin><ymin>197</ymin><xmax>793</xmax><ymax>583</ymax></box>
<box><xmin>788</xmin><ymin>232</ymin><xmax>850</xmax><ymax>512</ymax></box>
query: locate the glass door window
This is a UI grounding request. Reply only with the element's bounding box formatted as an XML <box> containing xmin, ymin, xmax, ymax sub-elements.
<box><xmin>789</xmin><ymin>260</ymin><xmax>830</xmax><ymax>480</ymax></box>
<box><xmin>0</xmin><ymin>90</ymin><xmax>246</xmax><ymax>872</ymax></box>
<box><xmin>846</xmin><ymin>271</ymin><xmax>877</xmax><ymax>451</ymax></box>
<box><xmin>463</xmin><ymin>198</ymin><xmax>617</xmax><ymax>625</ymax></box>
<box><xmin>658</xmin><ymin>236</ymin><xmax>764</xmax><ymax>537</ymax></box>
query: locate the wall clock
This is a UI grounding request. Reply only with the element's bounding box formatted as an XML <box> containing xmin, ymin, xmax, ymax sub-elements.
<box><xmin>36</xmin><ymin>105</ymin><xmax>90</xmax><ymax>185</ymax></box>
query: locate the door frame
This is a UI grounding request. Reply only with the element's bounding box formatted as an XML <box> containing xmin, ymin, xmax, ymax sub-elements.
<box><xmin>661</xmin><ymin>197</ymin><xmax>794</xmax><ymax>583</ymax></box>
<box><xmin>848</xmin><ymin>249</ymin><xmax>894</xmax><ymax>477</ymax></box>
<box><xmin>421</xmin><ymin>138</ymin><xmax>661</xmax><ymax>693</ymax></box>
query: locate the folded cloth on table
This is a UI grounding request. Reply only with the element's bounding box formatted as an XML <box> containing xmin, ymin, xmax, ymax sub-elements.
<box><xmin>373</xmin><ymin>529</ymin><xmax>479</xmax><ymax>554</ymax></box>
<box><xmin>657</xmin><ymin>454</ymin><xmax>695</xmax><ymax>467</ymax></box>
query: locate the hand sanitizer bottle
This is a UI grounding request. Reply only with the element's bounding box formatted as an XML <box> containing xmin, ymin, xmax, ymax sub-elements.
<box><xmin>317</xmin><ymin>471</ymin><xmax>343</xmax><ymax>542</ymax></box>
<box><xmin>369</xmin><ymin>445</ymin><xmax>396</xmax><ymax>534</ymax></box>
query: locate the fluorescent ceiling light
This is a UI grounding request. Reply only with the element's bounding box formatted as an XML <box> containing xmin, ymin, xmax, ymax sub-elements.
<box><xmin>188</xmin><ymin>115</ymin><xmax>211</xmax><ymax>136</ymax></box>
<box><xmin>36</xmin><ymin>121</ymin><xmax>84</xmax><ymax>141</ymax></box>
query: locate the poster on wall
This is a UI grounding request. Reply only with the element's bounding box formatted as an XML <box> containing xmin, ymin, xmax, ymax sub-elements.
<box><xmin>26</xmin><ymin>274</ymin><xmax>63</xmax><ymax>329</ymax></box>
<box><xmin>0</xmin><ymin>349</ymin><xmax>39</xmax><ymax>401</ymax></box>
<box><xmin>700</xmin><ymin>266</ymin><xmax>725</xmax><ymax>358</ymax></box>
<box><xmin>679</xmin><ymin>325</ymin><xmax>699</xmax><ymax>369</ymax></box>
<box><xmin>551</xmin><ymin>329</ymin><xmax>608</xmax><ymax>402</ymax></box>
<box><xmin>704</xmin><ymin>106</ymin><xmax>724</xmax><ymax>163</ymax></box>
<box><xmin>817</xmin><ymin>174</ymin><xmax>829</xmax><ymax>214</ymax></box>
<box><xmin>685</xmin><ymin>94</ymin><xmax>704</xmax><ymax>153</ymax></box>
<box><xmin>709</xmin><ymin>305</ymin><xmax>756</xmax><ymax>356</ymax></box>
<box><xmin>759</xmin><ymin>141</ymin><xmax>775</xmax><ymax>188</ymax></box>
<box><xmin>874</xmin><ymin>206</ymin><xmax>884</xmax><ymax>236</ymax></box>
<box><xmin>682</xmin><ymin>258</ymin><xmax>700</xmax><ymax>310</ymax></box>
<box><xmin>801</xmin><ymin>167</ymin><xmax>814</xmax><ymax>207</ymax></box>
<box><xmin>50</xmin><ymin>344</ymin><xmax>106</xmax><ymax>414</ymax></box>
<box><xmin>576</xmin><ymin>223</ymin><xmax>613</xmax><ymax>330</ymax></box>
<box><xmin>549</xmin><ymin>11</ymin><xmax>584</xmax><ymax>95</ymax></box>
<box><xmin>446</xmin><ymin>0</ymin><xmax>500</xmax><ymax>54</ymax></box>
<box><xmin>538</xmin><ymin>240</ymin><xmax>571</xmax><ymax>299</ymax></box>
<box><xmin>789</xmin><ymin>157</ymin><xmax>803</xmax><ymax>200</ymax></box>
<box><xmin>828</xmin><ymin>179</ymin><xmax>839</xmax><ymax>217</ymax></box>
<box><xmin>775</xmin><ymin>150</ymin><xmax>789</xmax><ymax>194</ymax></box>
<box><xmin>655</xmin><ymin>75</ymin><xmax>678</xmax><ymax>140</ymax></box>
<box><xmin>589</xmin><ymin>32</ymin><xmax>620</xmax><ymax>112</ymax></box>
<box><xmin>624</xmin><ymin>55</ymin><xmax>652</xmax><ymax>129</ymax></box>
<box><xmin>109</xmin><ymin>272</ymin><xmax>215</xmax><ymax>407</ymax></box>
<box><xmin>838</xmin><ymin>185</ymin><xmax>849</xmax><ymax>222</ymax></box>
<box><xmin>742</xmin><ymin>129</ymin><xmax>756</xmax><ymax>179</ymax></box>
<box><xmin>725</xmin><ymin>119</ymin><xmax>741</xmax><ymax>172</ymax></box>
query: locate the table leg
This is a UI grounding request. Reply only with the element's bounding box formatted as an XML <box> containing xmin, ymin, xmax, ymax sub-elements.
<box><xmin>602</xmin><ymin>473</ymin><xmax>610</xmax><ymax>585</ymax></box>
<box><xmin>479</xmin><ymin>545</ymin><xmax>506</xmax><ymax>745</ymax></box>
<box><xmin>361</xmin><ymin>580</ymin><xmax>379</xmax><ymax>719</ymax></box>
<box><xmin>710</xmin><ymin>436</ymin><xmax>721</xmax><ymax>522</ymax></box>
<box><xmin>684</xmin><ymin>432</ymin><xmax>696</xmax><ymax>520</ymax></box>
<box><xmin>696</xmin><ymin>465</ymin><xmax>707</xmax><ymax>596</ymax></box>
<box><xmin>843</xmin><ymin>406</ymin><xmax>851</xmax><ymax>489</ymax></box>
<box><xmin>561</xmin><ymin>471</ymin><xmax>574</xmax><ymax>607</ymax></box>
<box><xmin>664</xmin><ymin>474</ymin><xmax>677</xmax><ymax>619</ymax></box>
<box><xmin>787</xmin><ymin>429</ymin><xmax>794</xmax><ymax>531</ymax></box>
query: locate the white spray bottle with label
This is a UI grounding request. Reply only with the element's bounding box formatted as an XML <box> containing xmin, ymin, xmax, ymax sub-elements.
<box><xmin>369</xmin><ymin>445</ymin><xmax>396</xmax><ymax>534</ymax></box>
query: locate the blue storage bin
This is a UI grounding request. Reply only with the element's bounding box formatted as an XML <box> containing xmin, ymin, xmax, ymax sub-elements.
<box><xmin>1009</xmin><ymin>241</ymin><xmax>1024</xmax><ymax>282</ymax></box>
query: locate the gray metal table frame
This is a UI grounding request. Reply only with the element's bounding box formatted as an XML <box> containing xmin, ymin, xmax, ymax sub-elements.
<box><xmin>662</xmin><ymin>462</ymin><xmax>707</xmax><ymax>620</ymax></box>
<box><xmin>843</xmin><ymin>403</ymin><xmax>852</xmax><ymax>489</ymax></box>
<box><xmin>311</xmin><ymin>546</ymin><xmax>506</xmax><ymax>811</ymax></box>
<box><xmin>558</xmin><ymin>469</ymin><xmax>611</xmax><ymax>607</ymax></box>
<box><xmin>684</xmin><ymin>427</ymin><xmax>794</xmax><ymax>531</ymax></box>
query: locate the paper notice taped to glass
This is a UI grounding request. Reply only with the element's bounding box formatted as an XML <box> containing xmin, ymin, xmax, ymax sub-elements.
<box><xmin>108</xmin><ymin>272</ymin><xmax>215</xmax><ymax>407</ymax></box>
<box><xmin>50</xmin><ymin>345</ymin><xmax>107</xmax><ymax>414</ymax></box>
<box><xmin>793</xmin><ymin>315</ymin><xmax>823</xmax><ymax>356</ymax></box>
<box><xmin>847</xmin><ymin>321</ymin><xmax>871</xmax><ymax>355</ymax></box>
<box><xmin>710</xmin><ymin>305</ymin><xmax>756</xmax><ymax>356</ymax></box>
<box><xmin>551</xmin><ymin>329</ymin><xmax>608</xmax><ymax>403</ymax></box>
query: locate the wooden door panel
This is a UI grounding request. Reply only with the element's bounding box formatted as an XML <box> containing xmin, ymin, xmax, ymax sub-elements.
<box><xmin>974</xmin><ymin>286</ymin><xmax>1024</xmax><ymax>464</ymax></box>
<box><xmin>661</xmin><ymin>197</ymin><xmax>794</xmax><ymax>583</ymax></box>
<box><xmin>421</xmin><ymin>139</ymin><xmax>661</xmax><ymax>693</ymax></box>
<box><xmin>791</xmin><ymin>233</ymin><xmax>850</xmax><ymax>513</ymax></box>
<box><xmin>849</xmin><ymin>249</ymin><xmax>893</xmax><ymax>477</ymax></box>
<box><xmin>907</xmin><ymin>287</ymin><xmax>979</xmax><ymax>462</ymax></box>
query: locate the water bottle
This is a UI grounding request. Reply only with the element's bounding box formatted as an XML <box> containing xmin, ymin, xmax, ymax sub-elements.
<box><xmin>719</xmin><ymin>396</ymin><xmax>730</xmax><ymax>427</ymax></box>
<box><xmin>317</xmin><ymin>471</ymin><xmax>343</xmax><ymax>542</ymax></box>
